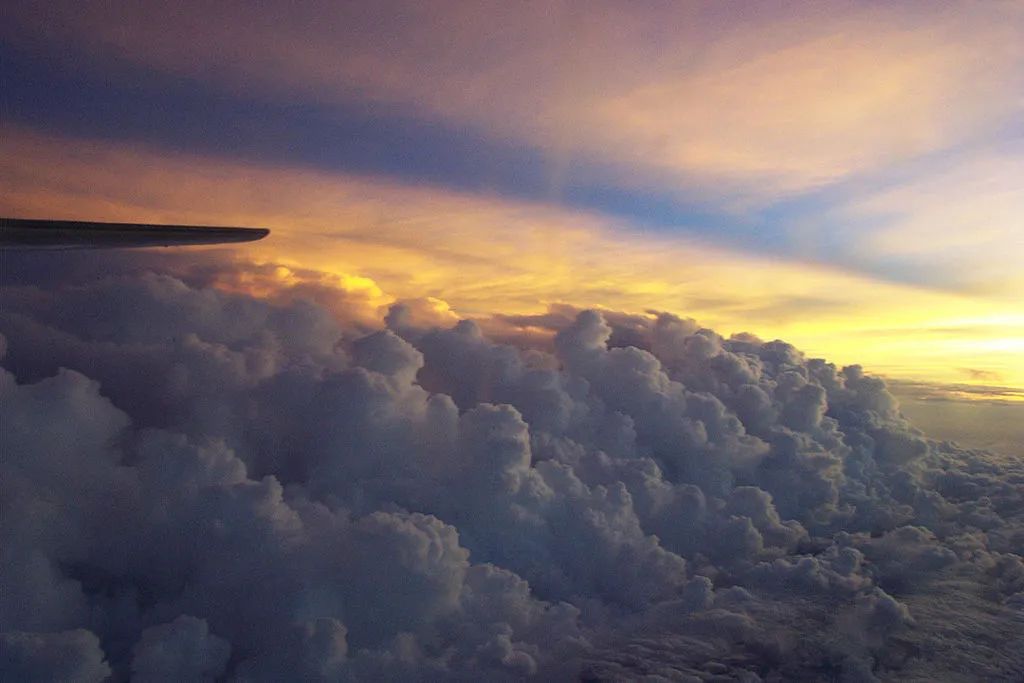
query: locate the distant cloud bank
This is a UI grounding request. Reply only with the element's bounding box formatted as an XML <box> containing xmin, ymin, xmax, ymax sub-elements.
<box><xmin>1</xmin><ymin>255</ymin><xmax>1021</xmax><ymax>680</ymax></box>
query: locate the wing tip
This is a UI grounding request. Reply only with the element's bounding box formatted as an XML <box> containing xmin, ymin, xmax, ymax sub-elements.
<box><xmin>0</xmin><ymin>217</ymin><xmax>271</xmax><ymax>249</ymax></box>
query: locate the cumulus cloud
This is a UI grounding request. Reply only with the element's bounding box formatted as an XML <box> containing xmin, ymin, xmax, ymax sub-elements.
<box><xmin>1</xmin><ymin>256</ymin><xmax>1022</xmax><ymax>680</ymax></box>
<box><xmin>0</xmin><ymin>630</ymin><xmax>111</xmax><ymax>682</ymax></box>
<box><xmin>131</xmin><ymin>616</ymin><xmax>230</xmax><ymax>682</ymax></box>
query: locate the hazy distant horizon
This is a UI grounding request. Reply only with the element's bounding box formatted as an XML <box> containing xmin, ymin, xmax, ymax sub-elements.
<box><xmin>892</xmin><ymin>389</ymin><xmax>1023</xmax><ymax>460</ymax></box>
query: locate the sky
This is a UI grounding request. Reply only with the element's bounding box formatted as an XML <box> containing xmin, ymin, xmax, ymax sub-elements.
<box><xmin>3</xmin><ymin>3</ymin><xmax>1024</xmax><ymax>680</ymax></box>
<box><xmin>2</xmin><ymin>0</ymin><xmax>1022</xmax><ymax>400</ymax></box>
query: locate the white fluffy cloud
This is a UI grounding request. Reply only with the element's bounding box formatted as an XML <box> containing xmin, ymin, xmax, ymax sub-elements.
<box><xmin>1</xmin><ymin>256</ymin><xmax>1021</xmax><ymax>680</ymax></box>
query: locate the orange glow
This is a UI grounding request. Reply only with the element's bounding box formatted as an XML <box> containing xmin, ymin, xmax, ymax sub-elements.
<box><xmin>3</xmin><ymin>127</ymin><xmax>1021</xmax><ymax>397</ymax></box>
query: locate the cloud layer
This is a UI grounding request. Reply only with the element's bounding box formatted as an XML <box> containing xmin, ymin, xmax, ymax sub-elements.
<box><xmin>6</xmin><ymin>1</ymin><xmax>1021</xmax><ymax>196</ymax></box>
<box><xmin>1</xmin><ymin>257</ymin><xmax>1022</xmax><ymax>680</ymax></box>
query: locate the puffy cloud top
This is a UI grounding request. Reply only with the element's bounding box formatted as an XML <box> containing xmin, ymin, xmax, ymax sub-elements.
<box><xmin>1</xmin><ymin>260</ymin><xmax>1022</xmax><ymax>680</ymax></box>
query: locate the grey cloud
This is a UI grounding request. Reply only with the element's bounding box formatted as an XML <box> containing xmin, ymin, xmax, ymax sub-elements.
<box><xmin>0</xmin><ymin>630</ymin><xmax>111</xmax><ymax>683</ymax></box>
<box><xmin>1</xmin><ymin>259</ymin><xmax>1022</xmax><ymax>680</ymax></box>
<box><xmin>131</xmin><ymin>616</ymin><xmax>231</xmax><ymax>682</ymax></box>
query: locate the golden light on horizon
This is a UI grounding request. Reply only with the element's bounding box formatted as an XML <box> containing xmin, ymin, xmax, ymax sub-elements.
<box><xmin>3</xmin><ymin>127</ymin><xmax>1021</xmax><ymax>400</ymax></box>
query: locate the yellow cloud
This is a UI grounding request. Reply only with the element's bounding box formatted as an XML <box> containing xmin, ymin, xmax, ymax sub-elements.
<box><xmin>3</xmin><ymin>127</ymin><xmax>1021</xmax><ymax>394</ymax></box>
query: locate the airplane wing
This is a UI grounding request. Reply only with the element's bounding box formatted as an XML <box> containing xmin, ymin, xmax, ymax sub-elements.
<box><xmin>0</xmin><ymin>218</ymin><xmax>269</xmax><ymax>249</ymax></box>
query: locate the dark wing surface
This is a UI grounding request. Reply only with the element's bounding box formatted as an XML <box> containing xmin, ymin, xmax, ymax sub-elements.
<box><xmin>0</xmin><ymin>218</ymin><xmax>269</xmax><ymax>249</ymax></box>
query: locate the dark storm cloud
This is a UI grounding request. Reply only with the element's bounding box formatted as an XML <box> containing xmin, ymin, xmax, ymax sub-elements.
<box><xmin>1</xmin><ymin>257</ymin><xmax>1022</xmax><ymax>680</ymax></box>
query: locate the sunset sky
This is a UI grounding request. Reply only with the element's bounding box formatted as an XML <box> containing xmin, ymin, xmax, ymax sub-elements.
<box><xmin>3</xmin><ymin>0</ymin><xmax>1022</xmax><ymax>397</ymax></box>
<box><xmin>5</xmin><ymin>4</ymin><xmax>1024</xmax><ymax>679</ymax></box>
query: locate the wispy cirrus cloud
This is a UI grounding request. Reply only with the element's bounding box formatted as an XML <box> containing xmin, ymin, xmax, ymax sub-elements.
<box><xmin>3</xmin><ymin>0</ymin><xmax>1023</xmax><ymax>308</ymax></box>
<box><xmin>4</xmin><ymin>1</ymin><xmax>1020</xmax><ymax>197</ymax></box>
